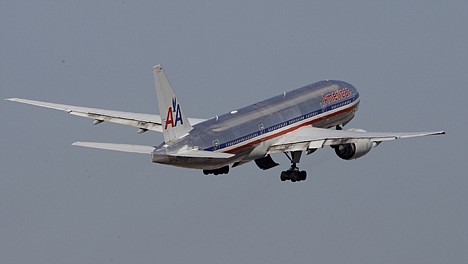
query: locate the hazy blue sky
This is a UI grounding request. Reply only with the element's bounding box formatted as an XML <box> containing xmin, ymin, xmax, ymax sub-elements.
<box><xmin>1</xmin><ymin>1</ymin><xmax>467</xmax><ymax>263</ymax></box>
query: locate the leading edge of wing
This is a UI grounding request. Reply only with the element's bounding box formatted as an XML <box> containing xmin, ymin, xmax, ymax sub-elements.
<box><xmin>6</xmin><ymin>98</ymin><xmax>207</xmax><ymax>132</ymax></box>
<box><xmin>269</xmin><ymin>126</ymin><xmax>445</xmax><ymax>153</ymax></box>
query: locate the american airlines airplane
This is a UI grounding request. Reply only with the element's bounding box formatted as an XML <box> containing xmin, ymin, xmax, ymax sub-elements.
<box><xmin>6</xmin><ymin>65</ymin><xmax>444</xmax><ymax>182</ymax></box>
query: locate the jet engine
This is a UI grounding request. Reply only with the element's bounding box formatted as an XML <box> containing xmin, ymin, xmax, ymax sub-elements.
<box><xmin>334</xmin><ymin>128</ymin><xmax>374</xmax><ymax>160</ymax></box>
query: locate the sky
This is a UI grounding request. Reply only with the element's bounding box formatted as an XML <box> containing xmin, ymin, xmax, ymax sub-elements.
<box><xmin>1</xmin><ymin>1</ymin><xmax>467</xmax><ymax>263</ymax></box>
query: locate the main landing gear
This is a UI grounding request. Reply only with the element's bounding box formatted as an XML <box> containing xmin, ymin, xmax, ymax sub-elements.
<box><xmin>280</xmin><ymin>151</ymin><xmax>307</xmax><ymax>182</ymax></box>
<box><xmin>280</xmin><ymin>164</ymin><xmax>307</xmax><ymax>182</ymax></box>
<box><xmin>203</xmin><ymin>165</ymin><xmax>229</xmax><ymax>175</ymax></box>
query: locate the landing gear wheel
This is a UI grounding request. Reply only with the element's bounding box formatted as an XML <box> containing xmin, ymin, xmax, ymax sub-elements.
<box><xmin>279</xmin><ymin>170</ymin><xmax>307</xmax><ymax>182</ymax></box>
<box><xmin>299</xmin><ymin>171</ymin><xmax>307</xmax><ymax>181</ymax></box>
<box><xmin>280</xmin><ymin>171</ymin><xmax>288</xmax><ymax>181</ymax></box>
<box><xmin>290</xmin><ymin>172</ymin><xmax>297</xmax><ymax>182</ymax></box>
<box><xmin>202</xmin><ymin>166</ymin><xmax>230</xmax><ymax>176</ymax></box>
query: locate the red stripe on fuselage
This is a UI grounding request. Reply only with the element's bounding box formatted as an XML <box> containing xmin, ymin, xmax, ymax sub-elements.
<box><xmin>224</xmin><ymin>101</ymin><xmax>359</xmax><ymax>154</ymax></box>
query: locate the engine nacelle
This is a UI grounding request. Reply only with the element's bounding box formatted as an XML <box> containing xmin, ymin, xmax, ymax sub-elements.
<box><xmin>334</xmin><ymin>128</ymin><xmax>373</xmax><ymax>160</ymax></box>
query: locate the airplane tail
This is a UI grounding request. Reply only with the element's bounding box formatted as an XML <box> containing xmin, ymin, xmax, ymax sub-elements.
<box><xmin>153</xmin><ymin>65</ymin><xmax>192</xmax><ymax>143</ymax></box>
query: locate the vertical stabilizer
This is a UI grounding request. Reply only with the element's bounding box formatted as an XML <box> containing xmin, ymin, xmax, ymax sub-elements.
<box><xmin>153</xmin><ymin>65</ymin><xmax>192</xmax><ymax>142</ymax></box>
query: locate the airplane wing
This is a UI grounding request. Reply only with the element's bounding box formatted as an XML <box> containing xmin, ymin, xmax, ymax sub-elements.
<box><xmin>6</xmin><ymin>98</ymin><xmax>206</xmax><ymax>133</ymax></box>
<box><xmin>268</xmin><ymin>126</ymin><xmax>445</xmax><ymax>153</ymax></box>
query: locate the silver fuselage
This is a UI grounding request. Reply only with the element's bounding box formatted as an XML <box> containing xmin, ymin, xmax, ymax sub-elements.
<box><xmin>152</xmin><ymin>80</ymin><xmax>360</xmax><ymax>169</ymax></box>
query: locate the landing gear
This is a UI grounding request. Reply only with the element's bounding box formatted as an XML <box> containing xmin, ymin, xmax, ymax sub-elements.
<box><xmin>280</xmin><ymin>165</ymin><xmax>307</xmax><ymax>182</ymax></box>
<box><xmin>203</xmin><ymin>165</ymin><xmax>229</xmax><ymax>175</ymax></box>
<box><xmin>280</xmin><ymin>151</ymin><xmax>307</xmax><ymax>182</ymax></box>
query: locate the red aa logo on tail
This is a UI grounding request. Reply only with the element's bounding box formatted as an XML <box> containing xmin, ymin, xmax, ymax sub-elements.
<box><xmin>165</xmin><ymin>97</ymin><xmax>183</xmax><ymax>130</ymax></box>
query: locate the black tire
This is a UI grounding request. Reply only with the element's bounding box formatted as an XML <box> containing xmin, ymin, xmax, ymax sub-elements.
<box><xmin>282</xmin><ymin>171</ymin><xmax>290</xmax><ymax>181</ymax></box>
<box><xmin>280</xmin><ymin>171</ymin><xmax>287</xmax><ymax>181</ymax></box>
<box><xmin>300</xmin><ymin>171</ymin><xmax>307</xmax><ymax>181</ymax></box>
<box><xmin>290</xmin><ymin>172</ymin><xmax>297</xmax><ymax>182</ymax></box>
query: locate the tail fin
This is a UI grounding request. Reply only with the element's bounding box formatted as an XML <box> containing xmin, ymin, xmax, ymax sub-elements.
<box><xmin>153</xmin><ymin>65</ymin><xmax>192</xmax><ymax>143</ymax></box>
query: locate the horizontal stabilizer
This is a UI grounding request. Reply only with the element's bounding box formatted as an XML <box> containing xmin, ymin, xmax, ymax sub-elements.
<box><xmin>72</xmin><ymin>141</ymin><xmax>156</xmax><ymax>154</ymax></box>
<box><xmin>167</xmin><ymin>149</ymin><xmax>235</xmax><ymax>159</ymax></box>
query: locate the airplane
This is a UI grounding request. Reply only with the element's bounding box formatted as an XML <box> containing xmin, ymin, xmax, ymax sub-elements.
<box><xmin>6</xmin><ymin>65</ymin><xmax>445</xmax><ymax>182</ymax></box>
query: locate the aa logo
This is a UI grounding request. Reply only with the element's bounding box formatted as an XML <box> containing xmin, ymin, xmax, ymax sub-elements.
<box><xmin>165</xmin><ymin>97</ymin><xmax>183</xmax><ymax>129</ymax></box>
